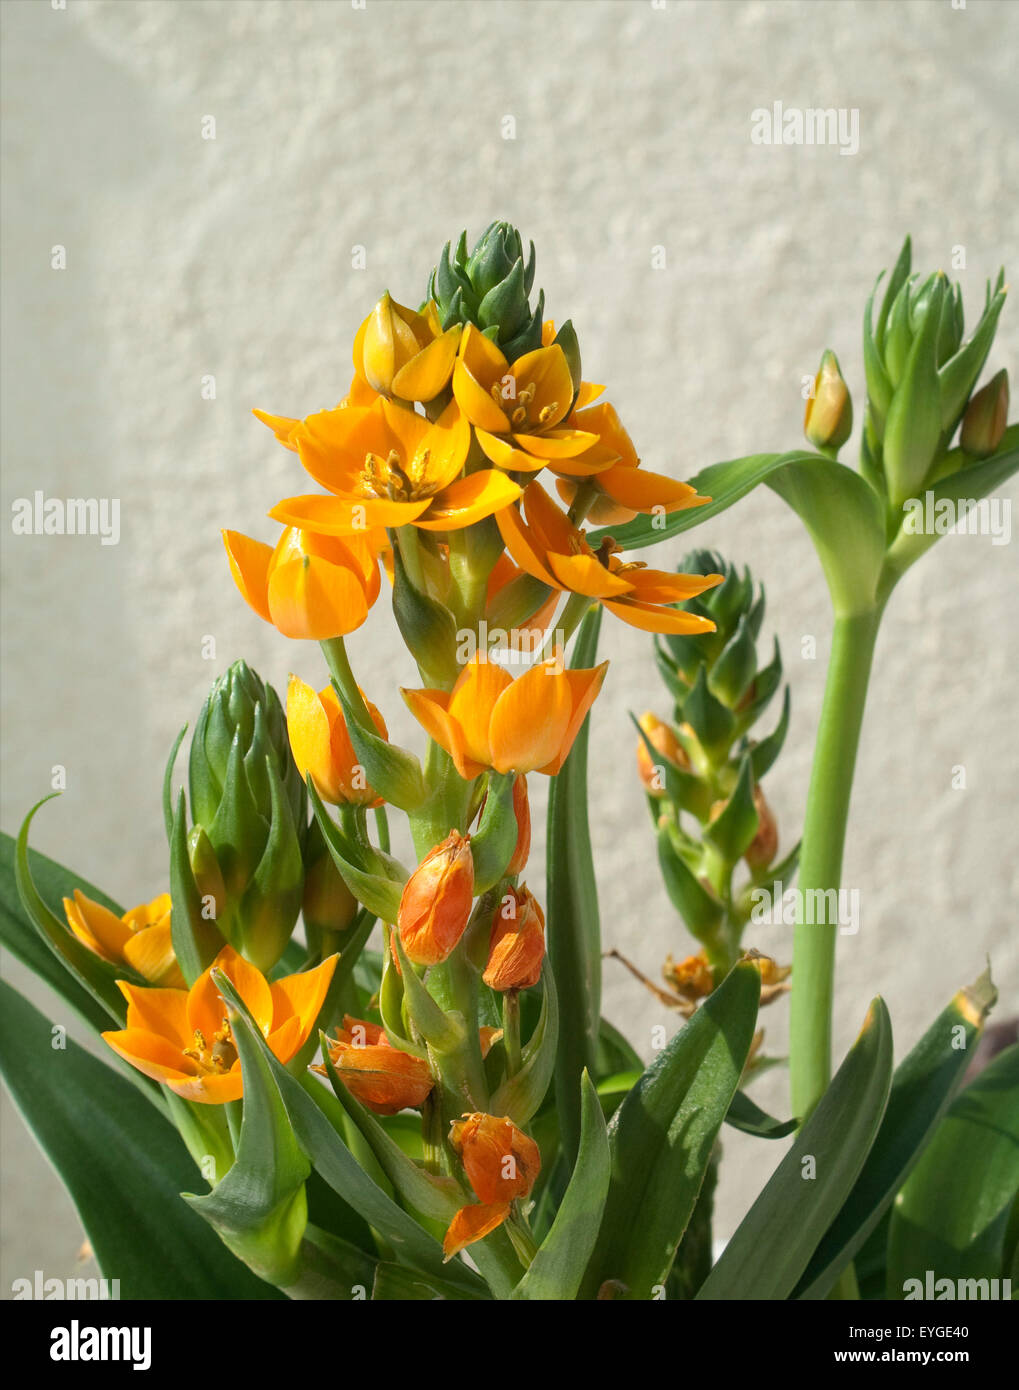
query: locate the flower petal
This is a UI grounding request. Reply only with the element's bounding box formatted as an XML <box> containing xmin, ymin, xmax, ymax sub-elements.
<box><xmin>117</xmin><ymin>982</ymin><xmax>191</xmax><ymax>1045</ymax></box>
<box><xmin>510</xmin><ymin>428</ymin><xmax>599</xmax><ymax>460</ymax></box>
<box><xmin>538</xmin><ymin>662</ymin><xmax>609</xmax><ymax>775</ymax></box>
<box><xmin>64</xmin><ymin>890</ymin><xmax>131</xmax><ymax>961</ymax></box>
<box><xmin>547</xmin><ymin>551</ymin><xmax>635</xmax><ymax>598</ymax></box>
<box><xmin>268</xmin><ymin>554</ymin><xmax>369</xmax><ymax>640</ymax></box>
<box><xmin>489</xmin><ymin>664</ymin><xmax>573</xmax><ymax>775</ymax></box>
<box><xmin>392</xmin><ymin>326</ymin><xmax>461</xmax><ymax>402</ymax></box>
<box><xmin>102</xmin><ymin>1028</ymin><xmax>193</xmax><ymax>1086</ymax></box>
<box><xmin>252</xmin><ymin>408</ymin><xmax>300</xmax><ymax>450</ymax></box>
<box><xmin>122</xmin><ymin>924</ymin><xmax>186</xmax><ymax>989</ymax></box>
<box><xmin>402</xmin><ymin>688</ymin><xmax>485</xmax><ymax>781</ymax></box>
<box><xmin>494</xmin><ymin>503</ymin><xmax>560</xmax><ymax>589</ymax></box>
<box><xmin>474</xmin><ymin>428</ymin><xmax>548</xmax><ymax>474</ymax></box>
<box><xmin>598</xmin><ymin>467</ymin><xmax>708</xmax><ymax>513</ymax></box>
<box><xmin>167</xmin><ymin>1069</ymin><xmax>244</xmax><ymax>1105</ymax></box>
<box><xmin>602</xmin><ymin>598</ymin><xmax>718</xmax><ymax>635</ymax></box>
<box><xmin>442</xmin><ymin>1202</ymin><xmax>512</xmax><ymax>1259</ymax></box>
<box><xmin>268</xmin><ymin>955</ymin><xmax>338</xmax><ymax>1059</ymax></box>
<box><xmin>416</xmin><ymin>471</ymin><xmax>521</xmax><ymax>532</ymax></box>
<box><xmin>270</xmin><ymin>493</ymin><xmax>431</xmax><ymax>534</ymax></box>
<box><xmin>447</xmin><ymin>656</ymin><xmax>512</xmax><ymax>769</ymax></box>
<box><xmin>188</xmin><ymin>946</ymin><xmax>273</xmax><ymax>1044</ymax></box>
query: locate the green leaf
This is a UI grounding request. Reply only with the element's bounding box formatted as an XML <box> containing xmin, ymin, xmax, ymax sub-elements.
<box><xmin>185</xmin><ymin>970</ymin><xmax>311</xmax><ymax>1289</ymax></box>
<box><xmin>681</xmin><ymin>664</ymin><xmax>734</xmax><ymax>756</ymax></box>
<box><xmin>656</xmin><ymin>820</ymin><xmax>724</xmax><ymax>939</ymax></box>
<box><xmin>162</xmin><ymin>723</ymin><xmax>188</xmax><ymax>843</ymax></box>
<box><xmin>546</xmin><ymin>605</ymin><xmax>603</xmax><ymax>1166</ymax></box>
<box><xmin>341</xmin><ymin>697</ymin><xmax>427</xmax><ymax>813</ymax></box>
<box><xmin>391</xmin><ymin>930</ymin><xmax>466</xmax><ymax>1054</ymax></box>
<box><xmin>697</xmin><ymin>997</ymin><xmax>893</xmax><ymax>1300</ymax></box>
<box><xmin>704</xmin><ymin>754</ymin><xmax>758</xmax><ymax>862</ymax></box>
<box><xmin>391</xmin><ymin>544</ymin><xmax>460</xmax><ymax>688</ymax></box>
<box><xmin>765</xmin><ymin>457</ymin><xmax>886</xmax><ymax>616</ymax></box>
<box><xmin>725</xmin><ymin>1089</ymin><xmax>798</xmax><ymax>1140</ymax></box>
<box><xmin>749</xmin><ymin>686</ymin><xmax>791</xmax><ymax>780</ymax></box>
<box><xmin>882</xmin><ymin>425</ymin><xmax>1019</xmax><ymax>584</ymax></box>
<box><xmin>512</xmin><ymin>1073</ymin><xmax>610</xmax><ymax>1299</ymax></box>
<box><xmin>0</xmin><ymin>829</ymin><xmax>120</xmax><ymax>1035</ymax></box>
<box><xmin>886</xmin><ymin>1041</ymin><xmax>1019</xmax><ymax>1297</ymax></box>
<box><xmin>321</xmin><ymin>1040</ymin><xmax>463</xmax><ymax>1222</ymax></box>
<box><xmin>489</xmin><ymin>962</ymin><xmax>559</xmax><ymax>1125</ymax></box>
<box><xmin>211</xmin><ymin>974</ymin><xmax>485</xmax><ymax>1297</ymax></box>
<box><xmin>470</xmin><ymin>771</ymin><xmax>519</xmax><ymax>893</ymax></box>
<box><xmin>0</xmin><ymin>976</ymin><xmax>281</xmax><ymax>1299</ymax></box>
<box><xmin>170</xmin><ymin>788</ymin><xmax>224</xmax><ymax>984</ymax></box>
<box><xmin>795</xmin><ymin>968</ymin><xmax>996</xmax><ymax>1299</ymax></box>
<box><xmin>309</xmin><ymin>783</ymin><xmax>405</xmax><ymax>923</ymax></box>
<box><xmin>581</xmin><ymin>960</ymin><xmax>761</xmax><ymax>1299</ymax></box>
<box><xmin>13</xmin><ymin>798</ymin><xmax>134</xmax><ymax>1024</ymax></box>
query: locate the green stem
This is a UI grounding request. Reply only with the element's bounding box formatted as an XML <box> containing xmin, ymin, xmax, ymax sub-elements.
<box><xmin>789</xmin><ymin>607</ymin><xmax>882</xmax><ymax>1124</ymax></box>
<box><xmin>320</xmin><ymin>637</ymin><xmax>372</xmax><ymax>732</ymax></box>
<box><xmin>502</xmin><ymin>990</ymin><xmax>522</xmax><ymax>1076</ymax></box>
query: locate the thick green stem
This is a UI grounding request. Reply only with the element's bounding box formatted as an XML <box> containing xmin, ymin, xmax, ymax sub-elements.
<box><xmin>789</xmin><ymin>607</ymin><xmax>882</xmax><ymax>1124</ymax></box>
<box><xmin>320</xmin><ymin>637</ymin><xmax>373</xmax><ymax>732</ymax></box>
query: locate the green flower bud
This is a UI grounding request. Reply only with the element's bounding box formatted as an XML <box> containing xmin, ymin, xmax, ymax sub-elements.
<box><xmin>184</xmin><ymin>661</ymin><xmax>307</xmax><ymax>972</ymax></box>
<box><xmin>960</xmin><ymin>368</ymin><xmax>1009</xmax><ymax>459</ymax></box>
<box><xmin>804</xmin><ymin>349</ymin><xmax>853</xmax><ymax>453</ymax></box>
<box><xmin>302</xmin><ymin>817</ymin><xmax>358</xmax><ymax>956</ymax></box>
<box><xmin>863</xmin><ymin>238</ymin><xmax>1008</xmax><ymax>507</ymax></box>
<box><xmin>428</xmin><ymin>220</ymin><xmax>544</xmax><ymax>360</ymax></box>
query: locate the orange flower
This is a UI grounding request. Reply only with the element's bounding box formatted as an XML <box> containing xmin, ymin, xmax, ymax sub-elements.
<box><xmin>253</xmin><ymin>376</ymin><xmax>377</xmax><ymax>451</ymax></box>
<box><xmin>101</xmin><ymin>946</ymin><xmax>337</xmax><ymax>1105</ymax></box>
<box><xmin>286</xmin><ymin>675</ymin><xmax>388</xmax><ymax>806</ymax></box>
<box><xmin>352</xmin><ymin>294</ymin><xmax>461</xmax><ymax>402</ymax></box>
<box><xmin>403</xmin><ymin>651</ymin><xmax>608</xmax><ymax>779</ymax></box>
<box><xmin>496</xmin><ymin>482</ymin><xmax>723</xmax><ymax>635</ymax></box>
<box><xmin>268</xmin><ymin>397</ymin><xmax>520</xmax><ymax>536</ymax></box>
<box><xmin>321</xmin><ymin>1015</ymin><xmax>434</xmax><ymax>1115</ymax></box>
<box><xmin>398</xmin><ymin>830</ymin><xmax>475</xmax><ymax>966</ymax></box>
<box><xmin>636</xmin><ymin>712</ymin><xmax>689</xmax><ymax>795</ymax></box>
<box><xmin>443</xmin><ymin>1113</ymin><xmax>541</xmax><ymax>1258</ymax></box>
<box><xmin>64</xmin><ymin>890</ymin><xmax>184</xmax><ymax>989</ymax></box>
<box><xmin>223</xmin><ymin>524</ymin><xmax>385</xmax><ymax>640</ymax></box>
<box><xmin>663</xmin><ymin>951</ymin><xmax>715</xmax><ymax>1005</ymax></box>
<box><xmin>452</xmin><ymin>325</ymin><xmax>605</xmax><ymax>474</ymax></box>
<box><xmin>555</xmin><ymin>401</ymin><xmax>712</xmax><ymax>526</ymax></box>
<box><xmin>483</xmin><ymin>885</ymin><xmax>545</xmax><ymax>991</ymax></box>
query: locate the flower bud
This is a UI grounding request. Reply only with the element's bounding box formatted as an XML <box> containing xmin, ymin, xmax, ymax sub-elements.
<box><xmin>960</xmin><ymin>369</ymin><xmax>1009</xmax><ymax>458</ymax></box>
<box><xmin>636</xmin><ymin>712</ymin><xmax>688</xmax><ymax>795</ymax></box>
<box><xmin>354</xmin><ymin>292</ymin><xmax>459</xmax><ymax>402</ymax></box>
<box><xmin>320</xmin><ymin>1016</ymin><xmax>434</xmax><ymax>1115</ymax></box>
<box><xmin>429</xmin><ymin>221</ymin><xmax>544</xmax><ymax>360</ymax></box>
<box><xmin>744</xmin><ymin>785</ymin><xmax>779</xmax><ymax>870</ymax></box>
<box><xmin>286</xmin><ymin>675</ymin><xmax>388</xmax><ymax>807</ymax></box>
<box><xmin>483</xmin><ymin>885</ymin><xmax>545</xmax><ymax>991</ymax></box>
<box><xmin>398</xmin><ymin>830</ymin><xmax>475</xmax><ymax>965</ymax></box>
<box><xmin>506</xmin><ymin>775</ymin><xmax>531</xmax><ymax>875</ymax></box>
<box><xmin>804</xmin><ymin>349</ymin><xmax>853</xmax><ymax>451</ymax></box>
<box><xmin>449</xmin><ymin>1112</ymin><xmax>541</xmax><ymax>1206</ymax></box>
<box><xmin>302</xmin><ymin>818</ymin><xmax>359</xmax><ymax>940</ymax></box>
<box><xmin>184</xmin><ymin>662</ymin><xmax>306</xmax><ymax>973</ymax></box>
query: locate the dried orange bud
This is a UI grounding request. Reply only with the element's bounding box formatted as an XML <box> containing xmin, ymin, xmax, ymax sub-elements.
<box><xmin>506</xmin><ymin>775</ymin><xmax>531</xmax><ymax>875</ymax></box>
<box><xmin>744</xmin><ymin>786</ymin><xmax>778</xmax><ymax>870</ymax></box>
<box><xmin>663</xmin><ymin>950</ymin><xmax>715</xmax><ymax>1003</ymax></box>
<box><xmin>322</xmin><ymin>1016</ymin><xmax>434</xmax><ymax>1116</ymax></box>
<box><xmin>483</xmin><ymin>885</ymin><xmax>545</xmax><ymax>991</ymax></box>
<box><xmin>398</xmin><ymin>830</ymin><xmax>475</xmax><ymax>965</ymax></box>
<box><xmin>449</xmin><ymin>1112</ymin><xmax>541</xmax><ymax>1206</ymax></box>
<box><xmin>636</xmin><ymin>712</ymin><xmax>688</xmax><ymax>795</ymax></box>
<box><xmin>442</xmin><ymin>1201</ymin><xmax>513</xmax><ymax>1260</ymax></box>
<box><xmin>478</xmin><ymin>1025</ymin><xmax>504</xmax><ymax>1059</ymax></box>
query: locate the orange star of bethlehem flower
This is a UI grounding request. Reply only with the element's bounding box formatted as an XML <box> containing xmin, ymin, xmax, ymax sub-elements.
<box><xmin>443</xmin><ymin>1113</ymin><xmax>541</xmax><ymax>1258</ymax></box>
<box><xmin>252</xmin><ymin>375</ymin><xmax>378</xmax><ymax>451</ymax></box>
<box><xmin>319</xmin><ymin>1016</ymin><xmax>435</xmax><ymax>1116</ymax></box>
<box><xmin>101</xmin><ymin>946</ymin><xmax>337</xmax><ymax>1105</ymax></box>
<box><xmin>222</xmin><ymin>524</ymin><xmax>386</xmax><ymax>640</ymax></box>
<box><xmin>453</xmin><ymin>325</ymin><xmax>613</xmax><ymax>476</ymax></box>
<box><xmin>64</xmin><ymin>890</ymin><xmax>184</xmax><ymax>989</ymax></box>
<box><xmin>403</xmin><ymin>651</ymin><xmax>608</xmax><ymax>779</ymax></box>
<box><xmin>398</xmin><ymin>830</ymin><xmax>476</xmax><ymax>966</ymax></box>
<box><xmin>268</xmin><ymin>396</ymin><xmax>521</xmax><ymax>536</ymax></box>
<box><xmin>286</xmin><ymin>674</ymin><xmax>389</xmax><ymax>806</ymax></box>
<box><xmin>483</xmin><ymin>884</ymin><xmax>545</xmax><ymax>992</ymax></box>
<box><xmin>496</xmin><ymin>481</ymin><xmax>723</xmax><ymax>634</ymax></box>
<box><xmin>556</xmin><ymin>399</ymin><xmax>712</xmax><ymax>526</ymax></box>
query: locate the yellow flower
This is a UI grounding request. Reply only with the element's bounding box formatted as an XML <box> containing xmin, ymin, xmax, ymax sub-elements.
<box><xmin>496</xmin><ymin>481</ymin><xmax>723</xmax><ymax>633</ymax></box>
<box><xmin>102</xmin><ymin>946</ymin><xmax>337</xmax><ymax>1105</ymax></box>
<box><xmin>403</xmin><ymin>651</ymin><xmax>608</xmax><ymax>779</ymax></box>
<box><xmin>64</xmin><ymin>890</ymin><xmax>184</xmax><ymax>988</ymax></box>
<box><xmin>353</xmin><ymin>294</ymin><xmax>461</xmax><ymax>402</ymax></box>
<box><xmin>223</xmin><ymin>524</ymin><xmax>386</xmax><ymax>640</ymax></box>
<box><xmin>268</xmin><ymin>397</ymin><xmax>520</xmax><ymax>536</ymax></box>
<box><xmin>452</xmin><ymin>325</ymin><xmax>603</xmax><ymax>473</ymax></box>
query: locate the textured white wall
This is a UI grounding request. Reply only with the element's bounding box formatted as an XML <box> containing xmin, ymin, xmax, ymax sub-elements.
<box><xmin>2</xmin><ymin>0</ymin><xmax>1017</xmax><ymax>1289</ymax></box>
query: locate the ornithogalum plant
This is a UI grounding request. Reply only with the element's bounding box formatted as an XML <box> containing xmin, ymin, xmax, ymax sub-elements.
<box><xmin>2</xmin><ymin>225</ymin><xmax>1015</xmax><ymax>1302</ymax></box>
